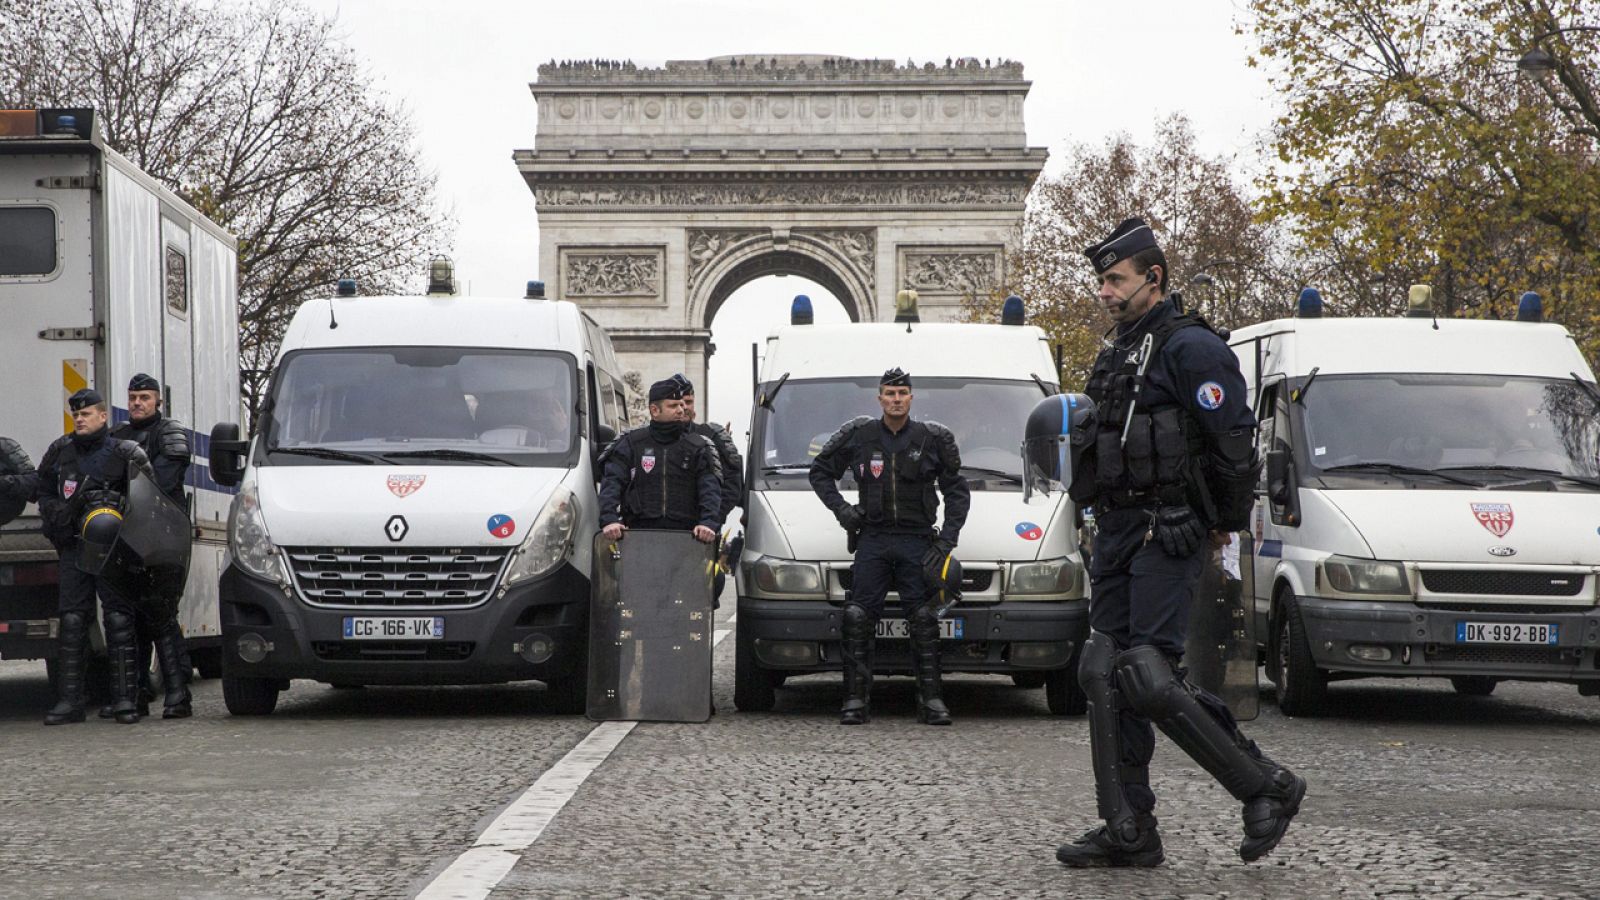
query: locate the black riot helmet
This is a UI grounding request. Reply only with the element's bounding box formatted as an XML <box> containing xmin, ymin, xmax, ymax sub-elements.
<box><xmin>76</xmin><ymin>500</ymin><xmax>125</xmax><ymax>574</ymax></box>
<box><xmin>926</xmin><ymin>551</ymin><xmax>964</xmax><ymax>617</ymax></box>
<box><xmin>1022</xmin><ymin>393</ymin><xmax>1096</xmax><ymax>499</ymax></box>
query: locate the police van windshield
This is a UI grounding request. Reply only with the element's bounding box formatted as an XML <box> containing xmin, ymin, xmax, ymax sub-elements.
<box><xmin>753</xmin><ymin>376</ymin><xmax>1048</xmax><ymax>490</ymax></box>
<box><xmin>1298</xmin><ymin>374</ymin><xmax>1600</xmax><ymax>485</ymax></box>
<box><xmin>261</xmin><ymin>348</ymin><xmax>578</xmax><ymax>466</ymax></box>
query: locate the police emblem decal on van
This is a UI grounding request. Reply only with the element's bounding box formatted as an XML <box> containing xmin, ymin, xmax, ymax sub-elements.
<box><xmin>1196</xmin><ymin>382</ymin><xmax>1225</xmax><ymax>410</ymax></box>
<box><xmin>1470</xmin><ymin>502</ymin><xmax>1514</xmax><ymax>537</ymax></box>
<box><xmin>487</xmin><ymin>514</ymin><xmax>516</xmax><ymax>539</ymax></box>
<box><xmin>387</xmin><ymin>474</ymin><xmax>426</xmax><ymax>498</ymax></box>
<box><xmin>641</xmin><ymin>454</ymin><xmax>656</xmax><ymax>474</ymax></box>
<box><xmin>1016</xmin><ymin>521</ymin><xmax>1043</xmax><ymax>541</ymax></box>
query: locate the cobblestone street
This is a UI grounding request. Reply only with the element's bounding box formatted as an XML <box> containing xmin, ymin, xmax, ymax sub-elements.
<box><xmin>3</xmin><ymin>605</ymin><xmax>1598</xmax><ymax>899</ymax></box>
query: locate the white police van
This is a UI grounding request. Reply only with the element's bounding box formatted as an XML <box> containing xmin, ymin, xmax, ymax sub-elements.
<box><xmin>207</xmin><ymin>272</ymin><xmax>630</xmax><ymax>714</ymax></box>
<box><xmin>0</xmin><ymin>108</ymin><xmax>239</xmax><ymax>678</ymax></box>
<box><xmin>733</xmin><ymin>295</ymin><xmax>1090</xmax><ymax>714</ymax></box>
<box><xmin>1231</xmin><ymin>288</ymin><xmax>1600</xmax><ymax>715</ymax></box>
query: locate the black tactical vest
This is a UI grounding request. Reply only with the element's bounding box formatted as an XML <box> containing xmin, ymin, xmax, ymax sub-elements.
<box><xmin>113</xmin><ymin>414</ymin><xmax>188</xmax><ymax>504</ymax></box>
<box><xmin>851</xmin><ymin>421</ymin><xmax>942</xmax><ymax>532</ymax></box>
<box><xmin>622</xmin><ymin>428</ymin><xmax>707</xmax><ymax>526</ymax></box>
<box><xmin>1081</xmin><ymin>314</ymin><xmax>1209</xmax><ymax>507</ymax></box>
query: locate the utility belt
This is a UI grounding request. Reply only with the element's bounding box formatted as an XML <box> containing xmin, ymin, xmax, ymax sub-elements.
<box><xmin>1096</xmin><ymin>484</ymin><xmax>1187</xmax><ymax>512</ymax></box>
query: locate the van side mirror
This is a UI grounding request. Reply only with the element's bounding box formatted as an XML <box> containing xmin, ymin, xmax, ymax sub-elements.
<box><xmin>593</xmin><ymin>423</ymin><xmax>617</xmax><ymax>472</ymax></box>
<box><xmin>1266</xmin><ymin>449</ymin><xmax>1291</xmax><ymax>506</ymax></box>
<box><xmin>209</xmin><ymin>422</ymin><xmax>248</xmax><ymax>487</ymax></box>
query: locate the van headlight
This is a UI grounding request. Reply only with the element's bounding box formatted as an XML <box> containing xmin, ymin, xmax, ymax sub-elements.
<box><xmin>227</xmin><ymin>482</ymin><xmax>286</xmax><ymax>583</ymax></box>
<box><xmin>750</xmin><ymin>556</ymin><xmax>825</xmax><ymax>596</ymax></box>
<box><xmin>1322</xmin><ymin>555</ymin><xmax>1411</xmax><ymax>599</ymax></box>
<box><xmin>504</xmin><ymin>487</ymin><xmax>578</xmax><ymax>585</ymax></box>
<box><xmin>1009</xmin><ymin>557</ymin><xmax>1076</xmax><ymax>595</ymax></box>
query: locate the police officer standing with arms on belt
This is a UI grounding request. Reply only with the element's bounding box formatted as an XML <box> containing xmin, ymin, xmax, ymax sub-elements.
<box><xmin>3</xmin><ymin>389</ymin><xmax>156</xmax><ymax>725</ymax></box>
<box><xmin>809</xmin><ymin>368</ymin><xmax>970</xmax><ymax>726</ymax></box>
<box><xmin>670</xmin><ymin>373</ymin><xmax>744</xmax><ymax>601</ymax></box>
<box><xmin>598</xmin><ymin>378</ymin><xmax>722</xmax><ymax>545</ymax></box>
<box><xmin>108</xmin><ymin>373</ymin><xmax>193</xmax><ymax>719</ymax></box>
<box><xmin>1056</xmin><ymin>219</ymin><xmax>1305</xmax><ymax>867</ymax></box>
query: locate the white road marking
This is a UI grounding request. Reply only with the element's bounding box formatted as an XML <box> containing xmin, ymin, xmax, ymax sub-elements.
<box><xmin>416</xmin><ymin>628</ymin><xmax>730</xmax><ymax>900</ymax></box>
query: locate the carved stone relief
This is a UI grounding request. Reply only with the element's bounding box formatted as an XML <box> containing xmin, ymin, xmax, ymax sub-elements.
<box><xmin>900</xmin><ymin>248</ymin><xmax>1002</xmax><ymax>296</ymax></box>
<box><xmin>796</xmin><ymin>228</ymin><xmax>876</xmax><ymax>290</ymax></box>
<box><xmin>562</xmin><ymin>249</ymin><xmax>663</xmax><ymax>298</ymax></box>
<box><xmin>686</xmin><ymin>229</ymin><xmax>767</xmax><ymax>284</ymax></box>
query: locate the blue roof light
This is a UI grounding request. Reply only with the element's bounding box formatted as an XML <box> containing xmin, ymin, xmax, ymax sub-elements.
<box><xmin>336</xmin><ymin>278</ymin><xmax>357</xmax><ymax>297</ymax></box>
<box><xmin>791</xmin><ymin>294</ymin><xmax>814</xmax><ymax>325</ymax></box>
<box><xmin>525</xmin><ymin>280</ymin><xmax>545</xmax><ymax>299</ymax></box>
<box><xmin>1001</xmin><ymin>294</ymin><xmax>1025</xmax><ymax>325</ymax></box>
<box><xmin>1516</xmin><ymin>291</ymin><xmax>1542</xmax><ymax>322</ymax></box>
<box><xmin>1297</xmin><ymin>287</ymin><xmax>1323</xmax><ymax>318</ymax></box>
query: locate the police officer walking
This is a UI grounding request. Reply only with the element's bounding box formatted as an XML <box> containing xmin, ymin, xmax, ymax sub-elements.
<box><xmin>598</xmin><ymin>378</ymin><xmax>722</xmax><ymax>545</ymax></box>
<box><xmin>809</xmin><ymin>368</ymin><xmax>969</xmax><ymax>726</ymax></box>
<box><xmin>1056</xmin><ymin>219</ymin><xmax>1305</xmax><ymax>867</ymax></box>
<box><xmin>7</xmin><ymin>389</ymin><xmax>156</xmax><ymax>725</ymax></box>
<box><xmin>670</xmin><ymin>373</ymin><xmax>744</xmax><ymax>602</ymax></box>
<box><xmin>109</xmin><ymin>373</ymin><xmax>193</xmax><ymax>719</ymax></box>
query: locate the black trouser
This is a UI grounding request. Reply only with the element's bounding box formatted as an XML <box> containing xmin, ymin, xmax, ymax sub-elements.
<box><xmin>848</xmin><ymin>531</ymin><xmax>933</xmax><ymax>618</ymax></box>
<box><xmin>58</xmin><ymin>545</ymin><xmax>137</xmax><ymax>619</ymax></box>
<box><xmin>1088</xmin><ymin>507</ymin><xmax>1251</xmax><ymax>816</ymax></box>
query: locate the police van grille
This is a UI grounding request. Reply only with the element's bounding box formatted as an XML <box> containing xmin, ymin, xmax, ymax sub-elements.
<box><xmin>837</xmin><ymin>568</ymin><xmax>995</xmax><ymax>592</ymax></box>
<box><xmin>284</xmin><ymin>547</ymin><xmax>511</xmax><ymax>609</ymax></box>
<box><xmin>1420</xmin><ymin>570</ymin><xmax>1587</xmax><ymax>597</ymax></box>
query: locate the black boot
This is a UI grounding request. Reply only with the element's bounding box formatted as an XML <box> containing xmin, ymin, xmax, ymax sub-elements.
<box><xmin>1055</xmin><ymin>816</ymin><xmax>1164</xmax><ymax>868</ymax></box>
<box><xmin>44</xmin><ymin>611</ymin><xmax>88</xmax><ymax>725</ymax></box>
<box><xmin>154</xmin><ymin>618</ymin><xmax>192</xmax><ymax>718</ymax></box>
<box><xmin>1239</xmin><ymin>766</ymin><xmax>1307</xmax><ymax>862</ymax></box>
<box><xmin>908</xmin><ymin>605</ymin><xmax>951</xmax><ymax>726</ymax></box>
<box><xmin>839</xmin><ymin>602</ymin><xmax>873</xmax><ymax>725</ymax></box>
<box><xmin>105</xmin><ymin>610</ymin><xmax>142</xmax><ymax>724</ymax></box>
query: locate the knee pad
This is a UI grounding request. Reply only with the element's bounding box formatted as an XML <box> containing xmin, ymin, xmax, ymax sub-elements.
<box><xmin>103</xmin><ymin>609</ymin><xmax>137</xmax><ymax>645</ymax></box>
<box><xmin>1115</xmin><ymin>645</ymin><xmax>1186</xmax><ymax>718</ymax></box>
<box><xmin>1078</xmin><ymin>632</ymin><xmax>1119</xmax><ymax>691</ymax></box>
<box><xmin>57</xmin><ymin>610</ymin><xmax>87</xmax><ymax>640</ymax></box>
<box><xmin>842</xmin><ymin>602</ymin><xmax>874</xmax><ymax>639</ymax></box>
<box><xmin>907</xmin><ymin>604</ymin><xmax>938</xmax><ymax>627</ymax></box>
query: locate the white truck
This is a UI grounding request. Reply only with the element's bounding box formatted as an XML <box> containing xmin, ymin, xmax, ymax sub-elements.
<box><xmin>733</xmin><ymin>297</ymin><xmax>1090</xmax><ymax>714</ymax></box>
<box><xmin>205</xmin><ymin>277</ymin><xmax>631</xmax><ymax>715</ymax></box>
<box><xmin>0</xmin><ymin>107</ymin><xmax>238</xmax><ymax>678</ymax></box>
<box><xmin>1230</xmin><ymin>291</ymin><xmax>1600</xmax><ymax>715</ymax></box>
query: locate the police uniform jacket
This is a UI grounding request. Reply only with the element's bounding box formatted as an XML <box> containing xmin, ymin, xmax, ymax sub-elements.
<box><xmin>21</xmin><ymin>428</ymin><xmax>151</xmax><ymax>548</ymax></box>
<box><xmin>112</xmin><ymin>413</ymin><xmax>191</xmax><ymax>505</ymax></box>
<box><xmin>809</xmin><ymin>417</ymin><xmax>970</xmax><ymax>543</ymax></box>
<box><xmin>691</xmin><ymin>421</ymin><xmax>744</xmax><ymax>520</ymax></box>
<box><xmin>1077</xmin><ymin>298</ymin><xmax>1257</xmax><ymax>530</ymax></box>
<box><xmin>598</xmin><ymin>423</ymin><xmax>722</xmax><ymax>530</ymax></box>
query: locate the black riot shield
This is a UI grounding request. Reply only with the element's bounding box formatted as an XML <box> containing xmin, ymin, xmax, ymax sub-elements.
<box><xmin>0</xmin><ymin>437</ymin><xmax>29</xmax><ymax>527</ymax></box>
<box><xmin>104</xmin><ymin>465</ymin><xmax>192</xmax><ymax>599</ymax></box>
<box><xmin>587</xmin><ymin>529</ymin><xmax>716</xmax><ymax>723</ymax></box>
<box><xmin>1184</xmin><ymin>532</ymin><xmax>1259</xmax><ymax>721</ymax></box>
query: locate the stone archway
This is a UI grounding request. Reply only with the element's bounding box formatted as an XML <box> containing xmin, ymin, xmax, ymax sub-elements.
<box><xmin>516</xmin><ymin>54</ymin><xmax>1047</xmax><ymax>395</ymax></box>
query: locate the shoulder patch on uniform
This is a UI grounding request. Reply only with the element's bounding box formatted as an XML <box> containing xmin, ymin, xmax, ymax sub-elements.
<box><xmin>1196</xmin><ymin>382</ymin><xmax>1226</xmax><ymax>410</ymax></box>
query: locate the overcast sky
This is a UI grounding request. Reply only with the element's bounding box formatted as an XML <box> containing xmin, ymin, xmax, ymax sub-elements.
<box><xmin>291</xmin><ymin>0</ymin><xmax>1276</xmax><ymax>429</ymax></box>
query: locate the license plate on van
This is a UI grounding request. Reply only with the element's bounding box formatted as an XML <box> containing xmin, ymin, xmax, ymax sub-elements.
<box><xmin>343</xmin><ymin>616</ymin><xmax>445</xmax><ymax>640</ymax></box>
<box><xmin>1455</xmin><ymin>621</ymin><xmax>1557</xmax><ymax>645</ymax></box>
<box><xmin>876</xmin><ymin>618</ymin><xmax>964</xmax><ymax>640</ymax></box>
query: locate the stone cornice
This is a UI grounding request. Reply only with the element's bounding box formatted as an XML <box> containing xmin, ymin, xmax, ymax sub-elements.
<box><xmin>535</xmin><ymin>55</ymin><xmax>1028</xmax><ymax>89</ymax></box>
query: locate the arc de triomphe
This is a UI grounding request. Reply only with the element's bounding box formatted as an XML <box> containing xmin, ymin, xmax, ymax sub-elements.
<box><xmin>516</xmin><ymin>55</ymin><xmax>1047</xmax><ymax>406</ymax></box>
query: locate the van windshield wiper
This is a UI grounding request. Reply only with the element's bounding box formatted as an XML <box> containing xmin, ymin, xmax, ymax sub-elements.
<box><xmin>960</xmin><ymin>465</ymin><xmax>1024</xmax><ymax>485</ymax></box>
<box><xmin>1436</xmin><ymin>465</ymin><xmax>1600</xmax><ymax>490</ymax></box>
<box><xmin>1318</xmin><ymin>462</ymin><xmax>1484</xmax><ymax>487</ymax></box>
<box><xmin>761</xmin><ymin>462</ymin><xmax>814</xmax><ymax>473</ymax></box>
<box><xmin>267</xmin><ymin>446</ymin><xmax>381</xmax><ymax>464</ymax></box>
<box><xmin>384</xmin><ymin>449</ymin><xmax>516</xmax><ymax>466</ymax></box>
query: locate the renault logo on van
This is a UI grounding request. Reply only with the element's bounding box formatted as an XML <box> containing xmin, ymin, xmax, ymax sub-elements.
<box><xmin>385</xmin><ymin>515</ymin><xmax>409</xmax><ymax>542</ymax></box>
<box><xmin>1487</xmin><ymin>545</ymin><xmax>1516</xmax><ymax>557</ymax></box>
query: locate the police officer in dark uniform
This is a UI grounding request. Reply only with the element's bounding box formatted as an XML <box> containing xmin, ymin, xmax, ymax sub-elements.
<box><xmin>9</xmin><ymin>389</ymin><xmax>155</xmax><ymax>725</ymax></box>
<box><xmin>1056</xmin><ymin>219</ymin><xmax>1305</xmax><ymax>867</ymax></box>
<box><xmin>670</xmin><ymin>373</ymin><xmax>744</xmax><ymax>603</ymax></box>
<box><xmin>809</xmin><ymin>368</ymin><xmax>970</xmax><ymax>726</ymax></box>
<box><xmin>109</xmin><ymin>373</ymin><xmax>193</xmax><ymax>719</ymax></box>
<box><xmin>597</xmin><ymin>378</ymin><xmax>722</xmax><ymax>545</ymax></box>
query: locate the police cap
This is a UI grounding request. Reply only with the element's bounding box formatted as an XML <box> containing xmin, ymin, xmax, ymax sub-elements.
<box><xmin>1084</xmin><ymin>217</ymin><xmax>1160</xmax><ymax>274</ymax></box>
<box><xmin>128</xmin><ymin>372</ymin><xmax>160</xmax><ymax>393</ymax></box>
<box><xmin>68</xmin><ymin>388</ymin><xmax>104</xmax><ymax>412</ymax></box>
<box><xmin>880</xmin><ymin>368</ymin><xmax>912</xmax><ymax>389</ymax></box>
<box><xmin>648</xmin><ymin>378</ymin><xmax>685</xmax><ymax>403</ymax></box>
<box><xmin>670</xmin><ymin>372</ymin><xmax>695</xmax><ymax>396</ymax></box>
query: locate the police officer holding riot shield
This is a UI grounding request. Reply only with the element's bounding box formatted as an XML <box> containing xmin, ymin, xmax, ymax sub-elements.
<box><xmin>1056</xmin><ymin>219</ymin><xmax>1304</xmax><ymax>867</ymax></box>
<box><xmin>598</xmin><ymin>378</ymin><xmax>722</xmax><ymax>544</ymax></box>
<box><xmin>809</xmin><ymin>368</ymin><xmax>970</xmax><ymax>726</ymax></box>
<box><xmin>110</xmin><ymin>373</ymin><xmax>193</xmax><ymax>719</ymax></box>
<box><xmin>10</xmin><ymin>389</ymin><xmax>155</xmax><ymax>725</ymax></box>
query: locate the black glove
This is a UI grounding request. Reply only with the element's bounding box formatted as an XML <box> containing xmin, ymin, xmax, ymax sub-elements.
<box><xmin>921</xmin><ymin>537</ymin><xmax>956</xmax><ymax>574</ymax></box>
<box><xmin>1153</xmin><ymin>505</ymin><xmax>1206</xmax><ymax>558</ymax></box>
<box><xmin>835</xmin><ymin>504</ymin><xmax>864</xmax><ymax>533</ymax></box>
<box><xmin>0</xmin><ymin>474</ymin><xmax>18</xmax><ymax>498</ymax></box>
